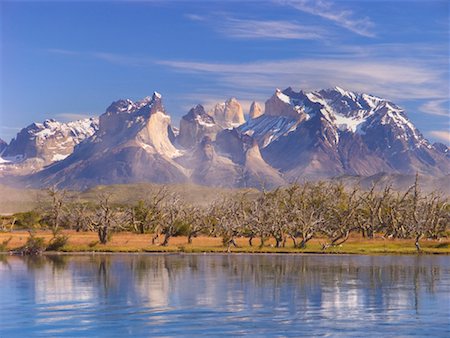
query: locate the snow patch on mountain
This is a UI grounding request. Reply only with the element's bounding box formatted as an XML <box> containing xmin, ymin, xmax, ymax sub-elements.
<box><xmin>0</xmin><ymin>117</ymin><xmax>98</xmax><ymax>176</ymax></box>
<box><xmin>239</xmin><ymin>115</ymin><xmax>299</xmax><ymax>148</ymax></box>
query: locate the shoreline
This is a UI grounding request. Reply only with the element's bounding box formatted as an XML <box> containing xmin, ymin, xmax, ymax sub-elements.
<box><xmin>1</xmin><ymin>250</ymin><xmax>449</xmax><ymax>256</ymax></box>
<box><xmin>1</xmin><ymin>230</ymin><xmax>449</xmax><ymax>256</ymax></box>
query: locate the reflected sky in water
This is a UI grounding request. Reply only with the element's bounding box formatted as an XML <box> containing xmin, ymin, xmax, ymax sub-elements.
<box><xmin>1</xmin><ymin>254</ymin><xmax>449</xmax><ymax>337</ymax></box>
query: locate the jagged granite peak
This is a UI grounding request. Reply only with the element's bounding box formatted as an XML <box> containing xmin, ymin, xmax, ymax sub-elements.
<box><xmin>249</xmin><ymin>101</ymin><xmax>263</xmax><ymax>119</ymax></box>
<box><xmin>25</xmin><ymin>92</ymin><xmax>187</xmax><ymax>189</ymax></box>
<box><xmin>99</xmin><ymin>91</ymin><xmax>167</xmax><ymax>137</ymax></box>
<box><xmin>131</xmin><ymin>91</ymin><xmax>166</xmax><ymax>117</ymax></box>
<box><xmin>178</xmin><ymin>104</ymin><xmax>222</xmax><ymax>148</ymax></box>
<box><xmin>264</xmin><ymin>88</ymin><xmax>312</xmax><ymax>119</ymax></box>
<box><xmin>209</xmin><ymin>97</ymin><xmax>245</xmax><ymax>127</ymax></box>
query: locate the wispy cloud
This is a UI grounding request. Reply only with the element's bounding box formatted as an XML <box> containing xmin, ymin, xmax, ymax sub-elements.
<box><xmin>428</xmin><ymin>130</ymin><xmax>450</xmax><ymax>144</ymax></box>
<box><xmin>46</xmin><ymin>48</ymin><xmax>153</xmax><ymax>67</ymax></box>
<box><xmin>279</xmin><ymin>0</ymin><xmax>376</xmax><ymax>37</ymax></box>
<box><xmin>157</xmin><ymin>57</ymin><xmax>449</xmax><ymax>102</ymax></box>
<box><xmin>186</xmin><ymin>14</ymin><xmax>325</xmax><ymax>40</ymax></box>
<box><xmin>45</xmin><ymin>45</ymin><xmax>449</xmax><ymax>109</ymax></box>
<box><xmin>184</xmin><ymin>13</ymin><xmax>206</xmax><ymax>22</ymax></box>
<box><xmin>419</xmin><ymin>99</ymin><xmax>449</xmax><ymax>117</ymax></box>
<box><xmin>218</xmin><ymin>17</ymin><xmax>324</xmax><ymax>40</ymax></box>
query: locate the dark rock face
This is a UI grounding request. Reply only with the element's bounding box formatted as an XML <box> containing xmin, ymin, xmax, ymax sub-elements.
<box><xmin>177</xmin><ymin>105</ymin><xmax>222</xmax><ymax>148</ymax></box>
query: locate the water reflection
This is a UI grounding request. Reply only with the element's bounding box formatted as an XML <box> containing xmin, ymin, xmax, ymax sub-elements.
<box><xmin>0</xmin><ymin>254</ymin><xmax>449</xmax><ymax>337</ymax></box>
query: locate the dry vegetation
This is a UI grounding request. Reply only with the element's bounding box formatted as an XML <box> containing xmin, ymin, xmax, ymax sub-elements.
<box><xmin>0</xmin><ymin>177</ymin><xmax>449</xmax><ymax>255</ymax></box>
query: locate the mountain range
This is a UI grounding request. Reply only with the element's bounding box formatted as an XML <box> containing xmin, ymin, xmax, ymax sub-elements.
<box><xmin>0</xmin><ymin>87</ymin><xmax>448</xmax><ymax>190</ymax></box>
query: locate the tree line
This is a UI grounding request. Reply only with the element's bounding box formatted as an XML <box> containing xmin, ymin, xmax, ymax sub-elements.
<box><xmin>3</xmin><ymin>178</ymin><xmax>449</xmax><ymax>252</ymax></box>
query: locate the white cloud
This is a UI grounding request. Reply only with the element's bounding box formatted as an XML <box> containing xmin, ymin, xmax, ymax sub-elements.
<box><xmin>428</xmin><ymin>130</ymin><xmax>450</xmax><ymax>144</ymax></box>
<box><xmin>419</xmin><ymin>99</ymin><xmax>449</xmax><ymax>117</ymax></box>
<box><xmin>157</xmin><ymin>57</ymin><xmax>449</xmax><ymax>102</ymax></box>
<box><xmin>218</xmin><ymin>18</ymin><xmax>324</xmax><ymax>40</ymax></box>
<box><xmin>185</xmin><ymin>13</ymin><xmax>325</xmax><ymax>40</ymax></box>
<box><xmin>279</xmin><ymin>0</ymin><xmax>376</xmax><ymax>37</ymax></box>
<box><xmin>184</xmin><ymin>13</ymin><xmax>206</xmax><ymax>22</ymax></box>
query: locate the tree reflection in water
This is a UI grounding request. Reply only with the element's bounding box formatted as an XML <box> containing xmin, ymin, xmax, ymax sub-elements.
<box><xmin>0</xmin><ymin>254</ymin><xmax>448</xmax><ymax>337</ymax></box>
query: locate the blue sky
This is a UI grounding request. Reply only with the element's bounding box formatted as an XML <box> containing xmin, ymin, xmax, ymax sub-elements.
<box><xmin>1</xmin><ymin>0</ymin><xmax>449</xmax><ymax>144</ymax></box>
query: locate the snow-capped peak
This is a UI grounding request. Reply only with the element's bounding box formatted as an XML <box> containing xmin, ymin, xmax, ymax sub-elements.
<box><xmin>275</xmin><ymin>89</ymin><xmax>291</xmax><ymax>104</ymax></box>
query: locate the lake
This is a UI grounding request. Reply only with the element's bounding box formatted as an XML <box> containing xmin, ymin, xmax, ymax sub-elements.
<box><xmin>0</xmin><ymin>254</ymin><xmax>449</xmax><ymax>337</ymax></box>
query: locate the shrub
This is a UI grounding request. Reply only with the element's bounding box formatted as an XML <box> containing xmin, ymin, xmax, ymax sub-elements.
<box><xmin>20</xmin><ymin>233</ymin><xmax>46</xmax><ymax>255</ymax></box>
<box><xmin>46</xmin><ymin>234</ymin><xmax>69</xmax><ymax>251</ymax></box>
<box><xmin>13</xmin><ymin>211</ymin><xmax>42</xmax><ymax>229</ymax></box>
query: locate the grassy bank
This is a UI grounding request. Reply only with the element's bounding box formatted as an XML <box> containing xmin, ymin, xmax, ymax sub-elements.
<box><xmin>1</xmin><ymin>231</ymin><xmax>449</xmax><ymax>255</ymax></box>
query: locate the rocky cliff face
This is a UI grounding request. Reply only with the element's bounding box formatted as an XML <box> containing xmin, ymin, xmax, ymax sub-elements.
<box><xmin>209</xmin><ymin>98</ymin><xmax>245</xmax><ymax>127</ymax></box>
<box><xmin>177</xmin><ymin>105</ymin><xmax>222</xmax><ymax>148</ymax></box>
<box><xmin>249</xmin><ymin>101</ymin><xmax>263</xmax><ymax>119</ymax></box>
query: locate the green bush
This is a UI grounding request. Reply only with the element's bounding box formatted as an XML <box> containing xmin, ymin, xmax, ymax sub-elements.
<box><xmin>13</xmin><ymin>211</ymin><xmax>42</xmax><ymax>229</ymax></box>
<box><xmin>46</xmin><ymin>234</ymin><xmax>69</xmax><ymax>251</ymax></box>
<box><xmin>20</xmin><ymin>233</ymin><xmax>46</xmax><ymax>255</ymax></box>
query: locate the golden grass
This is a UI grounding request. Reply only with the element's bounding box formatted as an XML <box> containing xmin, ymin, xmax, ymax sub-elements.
<box><xmin>0</xmin><ymin>230</ymin><xmax>448</xmax><ymax>255</ymax></box>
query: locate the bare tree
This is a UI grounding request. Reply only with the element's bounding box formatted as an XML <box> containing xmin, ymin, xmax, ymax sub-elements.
<box><xmin>45</xmin><ymin>187</ymin><xmax>67</xmax><ymax>237</ymax></box>
<box><xmin>321</xmin><ymin>184</ymin><xmax>360</xmax><ymax>250</ymax></box>
<box><xmin>89</xmin><ymin>194</ymin><xmax>121</xmax><ymax>244</ymax></box>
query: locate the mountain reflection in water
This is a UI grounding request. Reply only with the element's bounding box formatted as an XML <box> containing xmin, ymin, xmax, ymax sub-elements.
<box><xmin>1</xmin><ymin>254</ymin><xmax>449</xmax><ymax>337</ymax></box>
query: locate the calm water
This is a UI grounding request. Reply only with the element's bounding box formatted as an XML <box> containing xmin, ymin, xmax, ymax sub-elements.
<box><xmin>0</xmin><ymin>254</ymin><xmax>449</xmax><ymax>337</ymax></box>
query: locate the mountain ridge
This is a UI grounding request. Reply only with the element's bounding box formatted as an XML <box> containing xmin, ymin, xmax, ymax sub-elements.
<box><xmin>1</xmin><ymin>87</ymin><xmax>448</xmax><ymax>189</ymax></box>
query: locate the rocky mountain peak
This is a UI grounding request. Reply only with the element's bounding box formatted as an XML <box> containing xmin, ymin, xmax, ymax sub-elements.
<box><xmin>209</xmin><ymin>97</ymin><xmax>245</xmax><ymax>127</ymax></box>
<box><xmin>265</xmin><ymin>88</ymin><xmax>307</xmax><ymax>119</ymax></box>
<box><xmin>249</xmin><ymin>101</ymin><xmax>263</xmax><ymax>119</ymax></box>
<box><xmin>0</xmin><ymin>117</ymin><xmax>98</xmax><ymax>176</ymax></box>
<box><xmin>134</xmin><ymin>91</ymin><xmax>165</xmax><ymax>117</ymax></box>
<box><xmin>178</xmin><ymin>104</ymin><xmax>221</xmax><ymax>148</ymax></box>
<box><xmin>105</xmin><ymin>99</ymin><xmax>135</xmax><ymax>114</ymax></box>
<box><xmin>185</xmin><ymin>104</ymin><xmax>209</xmax><ymax>121</ymax></box>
